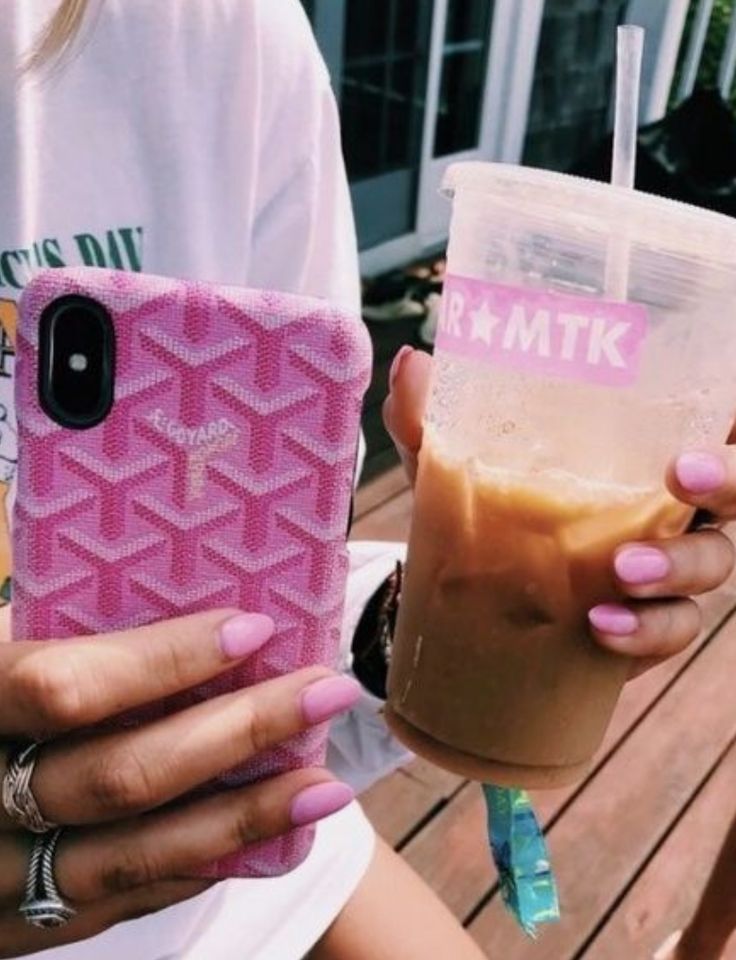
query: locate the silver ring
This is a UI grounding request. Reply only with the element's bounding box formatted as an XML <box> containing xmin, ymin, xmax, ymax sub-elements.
<box><xmin>3</xmin><ymin>742</ymin><xmax>58</xmax><ymax>834</ymax></box>
<box><xmin>20</xmin><ymin>828</ymin><xmax>76</xmax><ymax>929</ymax></box>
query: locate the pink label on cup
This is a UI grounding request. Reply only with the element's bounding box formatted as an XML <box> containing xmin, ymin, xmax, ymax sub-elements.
<box><xmin>436</xmin><ymin>275</ymin><xmax>648</xmax><ymax>387</ymax></box>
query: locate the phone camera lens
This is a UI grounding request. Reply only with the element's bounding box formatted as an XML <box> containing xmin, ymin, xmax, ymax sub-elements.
<box><xmin>39</xmin><ymin>296</ymin><xmax>115</xmax><ymax>430</ymax></box>
<box><xmin>68</xmin><ymin>353</ymin><xmax>88</xmax><ymax>373</ymax></box>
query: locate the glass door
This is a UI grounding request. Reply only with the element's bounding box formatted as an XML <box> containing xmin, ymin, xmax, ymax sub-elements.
<box><xmin>432</xmin><ymin>0</ymin><xmax>495</xmax><ymax>158</ymax></box>
<box><xmin>304</xmin><ymin>0</ymin><xmax>543</xmax><ymax>258</ymax></box>
<box><xmin>339</xmin><ymin>0</ymin><xmax>434</xmax><ymax>249</ymax></box>
<box><xmin>416</xmin><ymin>0</ymin><xmax>544</xmax><ymax>244</ymax></box>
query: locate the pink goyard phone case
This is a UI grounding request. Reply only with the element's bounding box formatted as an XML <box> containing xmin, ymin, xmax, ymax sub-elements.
<box><xmin>14</xmin><ymin>267</ymin><xmax>372</xmax><ymax>878</ymax></box>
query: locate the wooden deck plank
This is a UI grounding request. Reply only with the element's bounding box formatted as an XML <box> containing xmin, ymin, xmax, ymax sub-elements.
<box><xmin>354</xmin><ymin>466</ymin><xmax>736</xmax><ymax>949</ymax></box>
<box><xmin>402</xmin><ymin>780</ymin><xmax>494</xmax><ymax>919</ymax></box>
<box><xmin>468</xmin><ymin>608</ymin><xmax>736</xmax><ymax>958</ymax></box>
<box><xmin>360</xmin><ymin>758</ymin><xmax>463</xmax><ymax>848</ymax></box>
<box><xmin>399</xmin><ymin>637</ymin><xmax>701</xmax><ymax>919</ymax></box>
<box><xmin>351</xmin><ymin>487</ymin><xmax>413</xmax><ymax>542</ymax></box>
<box><xmin>394</xmin><ymin>585</ymin><xmax>736</xmax><ymax>921</ymax></box>
<box><xmin>354</xmin><ymin>465</ymin><xmax>408</xmax><ymax>522</ymax></box>
<box><xmin>588</xmin><ymin>737</ymin><xmax>736</xmax><ymax>959</ymax></box>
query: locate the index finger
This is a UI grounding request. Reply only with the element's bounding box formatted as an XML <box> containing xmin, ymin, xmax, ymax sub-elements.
<box><xmin>0</xmin><ymin>609</ymin><xmax>274</xmax><ymax>738</ymax></box>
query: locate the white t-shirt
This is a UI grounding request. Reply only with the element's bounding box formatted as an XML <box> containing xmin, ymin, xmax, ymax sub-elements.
<box><xmin>0</xmin><ymin>0</ymin><xmax>364</xmax><ymax>485</ymax></box>
<box><xmin>0</xmin><ymin>2</ymin><xmax>409</xmax><ymax>957</ymax></box>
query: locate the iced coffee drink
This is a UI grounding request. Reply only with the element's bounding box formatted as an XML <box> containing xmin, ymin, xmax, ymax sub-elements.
<box><xmin>384</xmin><ymin>162</ymin><xmax>736</xmax><ymax>788</ymax></box>
<box><xmin>386</xmin><ymin>437</ymin><xmax>690</xmax><ymax>787</ymax></box>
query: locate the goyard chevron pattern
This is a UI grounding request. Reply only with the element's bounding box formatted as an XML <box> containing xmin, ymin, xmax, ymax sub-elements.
<box><xmin>14</xmin><ymin>267</ymin><xmax>372</xmax><ymax>879</ymax></box>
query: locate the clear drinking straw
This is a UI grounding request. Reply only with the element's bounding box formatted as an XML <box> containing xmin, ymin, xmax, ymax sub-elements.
<box><xmin>605</xmin><ymin>25</ymin><xmax>645</xmax><ymax>300</ymax></box>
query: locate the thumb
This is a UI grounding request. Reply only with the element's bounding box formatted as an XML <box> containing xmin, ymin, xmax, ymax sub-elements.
<box><xmin>382</xmin><ymin>347</ymin><xmax>432</xmax><ymax>484</ymax></box>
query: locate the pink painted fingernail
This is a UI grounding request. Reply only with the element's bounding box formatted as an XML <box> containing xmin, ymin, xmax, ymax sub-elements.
<box><xmin>290</xmin><ymin>781</ymin><xmax>355</xmax><ymax>826</ymax></box>
<box><xmin>614</xmin><ymin>546</ymin><xmax>671</xmax><ymax>585</ymax></box>
<box><xmin>588</xmin><ymin>604</ymin><xmax>639</xmax><ymax>636</ymax></box>
<box><xmin>301</xmin><ymin>676</ymin><xmax>362</xmax><ymax>725</ymax></box>
<box><xmin>388</xmin><ymin>345</ymin><xmax>413</xmax><ymax>390</ymax></box>
<box><xmin>219</xmin><ymin>614</ymin><xmax>274</xmax><ymax>660</ymax></box>
<box><xmin>676</xmin><ymin>452</ymin><xmax>726</xmax><ymax>495</ymax></box>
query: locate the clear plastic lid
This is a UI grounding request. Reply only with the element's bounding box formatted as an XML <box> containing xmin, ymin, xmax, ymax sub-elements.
<box><xmin>442</xmin><ymin>162</ymin><xmax>736</xmax><ymax>267</ymax></box>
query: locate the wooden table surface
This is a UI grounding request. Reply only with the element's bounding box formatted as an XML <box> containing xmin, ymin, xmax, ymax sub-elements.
<box><xmin>353</xmin><ymin>466</ymin><xmax>736</xmax><ymax>959</ymax></box>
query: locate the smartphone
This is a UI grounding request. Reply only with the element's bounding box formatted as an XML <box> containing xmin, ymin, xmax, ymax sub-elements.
<box><xmin>13</xmin><ymin>266</ymin><xmax>372</xmax><ymax>878</ymax></box>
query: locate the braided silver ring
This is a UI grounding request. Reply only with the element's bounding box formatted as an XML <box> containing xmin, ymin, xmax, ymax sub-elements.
<box><xmin>3</xmin><ymin>742</ymin><xmax>58</xmax><ymax>834</ymax></box>
<box><xmin>20</xmin><ymin>828</ymin><xmax>76</xmax><ymax>929</ymax></box>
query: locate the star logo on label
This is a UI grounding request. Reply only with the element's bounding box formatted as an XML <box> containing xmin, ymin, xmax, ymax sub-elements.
<box><xmin>469</xmin><ymin>301</ymin><xmax>501</xmax><ymax>345</ymax></box>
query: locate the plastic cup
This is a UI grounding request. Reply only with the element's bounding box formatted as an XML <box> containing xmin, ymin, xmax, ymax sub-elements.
<box><xmin>385</xmin><ymin>162</ymin><xmax>736</xmax><ymax>788</ymax></box>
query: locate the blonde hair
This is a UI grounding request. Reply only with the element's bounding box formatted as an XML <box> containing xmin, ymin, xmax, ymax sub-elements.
<box><xmin>25</xmin><ymin>0</ymin><xmax>91</xmax><ymax>71</ymax></box>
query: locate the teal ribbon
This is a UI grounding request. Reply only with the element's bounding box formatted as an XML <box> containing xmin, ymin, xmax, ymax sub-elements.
<box><xmin>482</xmin><ymin>784</ymin><xmax>560</xmax><ymax>937</ymax></box>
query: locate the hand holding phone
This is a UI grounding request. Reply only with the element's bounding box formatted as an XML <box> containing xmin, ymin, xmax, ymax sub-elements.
<box><xmin>0</xmin><ymin>606</ymin><xmax>361</xmax><ymax>953</ymax></box>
